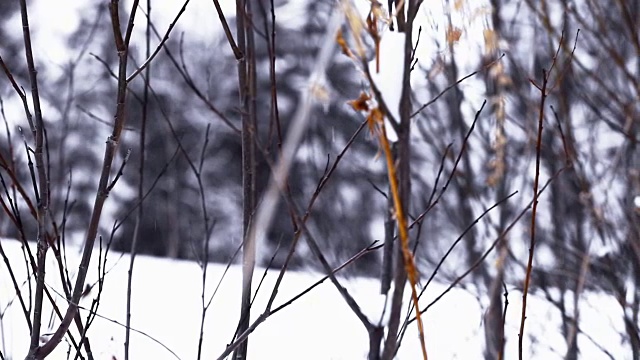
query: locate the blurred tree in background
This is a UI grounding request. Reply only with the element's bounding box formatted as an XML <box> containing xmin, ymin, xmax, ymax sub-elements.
<box><xmin>404</xmin><ymin>1</ymin><xmax>640</xmax><ymax>358</ymax></box>
<box><xmin>107</xmin><ymin>0</ymin><xmax>386</xmax><ymax>273</ymax></box>
<box><xmin>1</xmin><ymin>0</ymin><xmax>639</xmax><ymax>358</ymax></box>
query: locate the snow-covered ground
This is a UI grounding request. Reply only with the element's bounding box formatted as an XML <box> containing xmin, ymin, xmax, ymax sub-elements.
<box><xmin>0</xmin><ymin>239</ymin><xmax>629</xmax><ymax>359</ymax></box>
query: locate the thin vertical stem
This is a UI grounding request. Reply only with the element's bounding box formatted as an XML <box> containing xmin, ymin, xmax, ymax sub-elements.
<box><xmin>125</xmin><ymin>0</ymin><xmax>151</xmax><ymax>359</ymax></box>
<box><xmin>18</xmin><ymin>0</ymin><xmax>48</xmax><ymax>353</ymax></box>
<box><xmin>518</xmin><ymin>68</ymin><xmax>548</xmax><ymax>360</ymax></box>
<box><xmin>235</xmin><ymin>0</ymin><xmax>257</xmax><ymax>358</ymax></box>
<box><xmin>31</xmin><ymin>1</ymin><xmax>140</xmax><ymax>358</ymax></box>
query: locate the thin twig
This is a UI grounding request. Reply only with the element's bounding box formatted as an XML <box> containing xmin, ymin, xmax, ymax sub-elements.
<box><xmin>215</xmin><ymin>243</ymin><xmax>380</xmax><ymax>360</ymax></box>
<box><xmin>125</xmin><ymin>2</ymin><xmax>154</xmax><ymax>357</ymax></box>
<box><xmin>401</xmin><ymin>168</ymin><xmax>564</xmax><ymax>332</ymax></box>
<box><xmin>106</xmin><ymin>149</ymin><xmax>131</xmax><ymax>192</ymax></box>
<box><xmin>33</xmin><ymin>1</ymin><xmax>141</xmax><ymax>357</ymax></box>
<box><xmin>17</xmin><ymin>0</ymin><xmax>49</xmax><ymax>354</ymax></box>
<box><xmin>212</xmin><ymin>0</ymin><xmax>243</xmax><ymax>60</ymax></box>
<box><xmin>126</xmin><ymin>0</ymin><xmax>191</xmax><ymax>83</ymax></box>
<box><xmin>518</xmin><ymin>29</ymin><xmax>561</xmax><ymax>355</ymax></box>
<box><xmin>410</xmin><ymin>55</ymin><xmax>504</xmax><ymax>118</ymax></box>
<box><xmin>141</xmin><ymin>11</ymin><xmax>239</xmax><ymax>133</ymax></box>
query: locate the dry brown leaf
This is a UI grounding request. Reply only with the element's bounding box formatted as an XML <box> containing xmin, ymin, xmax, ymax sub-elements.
<box><xmin>348</xmin><ymin>92</ymin><xmax>371</xmax><ymax>112</ymax></box>
<box><xmin>447</xmin><ymin>26</ymin><xmax>463</xmax><ymax>44</ymax></box>
<box><xmin>484</xmin><ymin>28</ymin><xmax>498</xmax><ymax>53</ymax></box>
<box><xmin>367</xmin><ymin>107</ymin><xmax>385</xmax><ymax>136</ymax></box>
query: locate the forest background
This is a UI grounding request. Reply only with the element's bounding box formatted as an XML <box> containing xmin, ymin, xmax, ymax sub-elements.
<box><xmin>0</xmin><ymin>0</ymin><xmax>639</xmax><ymax>359</ymax></box>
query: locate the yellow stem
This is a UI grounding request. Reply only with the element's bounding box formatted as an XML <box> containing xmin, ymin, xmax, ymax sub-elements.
<box><xmin>379</xmin><ymin>124</ymin><xmax>428</xmax><ymax>360</ymax></box>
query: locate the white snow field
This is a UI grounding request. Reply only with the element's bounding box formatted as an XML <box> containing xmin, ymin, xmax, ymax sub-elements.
<box><xmin>0</xmin><ymin>239</ymin><xmax>629</xmax><ymax>359</ymax></box>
